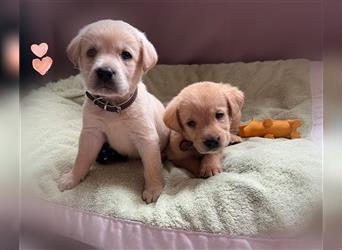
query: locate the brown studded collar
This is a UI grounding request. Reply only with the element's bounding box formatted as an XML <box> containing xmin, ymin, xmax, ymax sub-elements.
<box><xmin>85</xmin><ymin>88</ymin><xmax>138</xmax><ymax>113</ymax></box>
<box><xmin>179</xmin><ymin>139</ymin><xmax>203</xmax><ymax>160</ymax></box>
<box><xmin>179</xmin><ymin>139</ymin><xmax>194</xmax><ymax>151</ymax></box>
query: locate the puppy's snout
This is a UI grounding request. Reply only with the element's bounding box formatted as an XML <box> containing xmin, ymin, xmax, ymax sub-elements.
<box><xmin>96</xmin><ymin>67</ymin><xmax>115</xmax><ymax>83</ymax></box>
<box><xmin>203</xmin><ymin>137</ymin><xmax>220</xmax><ymax>150</ymax></box>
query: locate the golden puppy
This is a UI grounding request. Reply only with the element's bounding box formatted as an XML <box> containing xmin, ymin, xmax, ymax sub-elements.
<box><xmin>164</xmin><ymin>82</ymin><xmax>244</xmax><ymax>177</ymax></box>
<box><xmin>58</xmin><ymin>20</ymin><xmax>169</xmax><ymax>203</ymax></box>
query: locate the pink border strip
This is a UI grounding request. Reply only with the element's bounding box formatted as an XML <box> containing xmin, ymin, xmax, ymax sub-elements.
<box><xmin>23</xmin><ymin>200</ymin><xmax>321</xmax><ymax>250</ymax></box>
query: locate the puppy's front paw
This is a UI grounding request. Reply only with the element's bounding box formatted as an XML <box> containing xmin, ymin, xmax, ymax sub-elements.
<box><xmin>142</xmin><ymin>185</ymin><xmax>163</xmax><ymax>204</ymax></box>
<box><xmin>199</xmin><ymin>164</ymin><xmax>223</xmax><ymax>178</ymax></box>
<box><xmin>230</xmin><ymin>134</ymin><xmax>242</xmax><ymax>144</ymax></box>
<box><xmin>58</xmin><ymin>171</ymin><xmax>80</xmax><ymax>192</ymax></box>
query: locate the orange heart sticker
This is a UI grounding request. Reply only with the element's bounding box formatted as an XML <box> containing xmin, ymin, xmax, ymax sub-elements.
<box><xmin>31</xmin><ymin>43</ymin><xmax>48</xmax><ymax>58</ymax></box>
<box><xmin>32</xmin><ymin>56</ymin><xmax>53</xmax><ymax>75</ymax></box>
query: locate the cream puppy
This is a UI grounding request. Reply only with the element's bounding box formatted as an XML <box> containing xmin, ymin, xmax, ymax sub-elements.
<box><xmin>58</xmin><ymin>20</ymin><xmax>169</xmax><ymax>203</ymax></box>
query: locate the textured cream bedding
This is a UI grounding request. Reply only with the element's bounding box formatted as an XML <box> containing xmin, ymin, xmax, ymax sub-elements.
<box><xmin>22</xmin><ymin>59</ymin><xmax>321</xmax><ymax>236</ymax></box>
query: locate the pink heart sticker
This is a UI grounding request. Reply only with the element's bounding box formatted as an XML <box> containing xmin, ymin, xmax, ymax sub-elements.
<box><xmin>32</xmin><ymin>56</ymin><xmax>53</xmax><ymax>75</ymax></box>
<box><xmin>31</xmin><ymin>43</ymin><xmax>48</xmax><ymax>58</ymax></box>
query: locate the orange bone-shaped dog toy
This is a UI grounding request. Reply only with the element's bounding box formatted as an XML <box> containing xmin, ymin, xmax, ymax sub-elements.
<box><xmin>239</xmin><ymin>118</ymin><xmax>302</xmax><ymax>139</ymax></box>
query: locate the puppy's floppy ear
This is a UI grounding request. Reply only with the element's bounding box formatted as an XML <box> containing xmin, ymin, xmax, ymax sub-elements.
<box><xmin>222</xmin><ymin>84</ymin><xmax>244</xmax><ymax>117</ymax></box>
<box><xmin>163</xmin><ymin>97</ymin><xmax>183</xmax><ymax>133</ymax></box>
<box><xmin>138</xmin><ymin>32</ymin><xmax>158</xmax><ymax>72</ymax></box>
<box><xmin>66</xmin><ymin>33</ymin><xmax>82</xmax><ymax>68</ymax></box>
<box><xmin>222</xmin><ymin>84</ymin><xmax>244</xmax><ymax>131</ymax></box>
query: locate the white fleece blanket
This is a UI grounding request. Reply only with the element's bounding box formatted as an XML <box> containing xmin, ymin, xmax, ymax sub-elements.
<box><xmin>22</xmin><ymin>59</ymin><xmax>321</xmax><ymax>236</ymax></box>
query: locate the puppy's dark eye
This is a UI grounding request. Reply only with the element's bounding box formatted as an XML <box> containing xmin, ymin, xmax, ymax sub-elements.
<box><xmin>187</xmin><ymin>120</ymin><xmax>196</xmax><ymax>128</ymax></box>
<box><xmin>121</xmin><ymin>51</ymin><xmax>132</xmax><ymax>60</ymax></box>
<box><xmin>215</xmin><ymin>112</ymin><xmax>225</xmax><ymax>120</ymax></box>
<box><xmin>86</xmin><ymin>47</ymin><xmax>97</xmax><ymax>58</ymax></box>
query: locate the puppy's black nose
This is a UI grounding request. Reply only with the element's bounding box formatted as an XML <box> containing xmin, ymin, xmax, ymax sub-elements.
<box><xmin>203</xmin><ymin>137</ymin><xmax>220</xmax><ymax>150</ymax></box>
<box><xmin>96</xmin><ymin>67</ymin><xmax>114</xmax><ymax>82</ymax></box>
